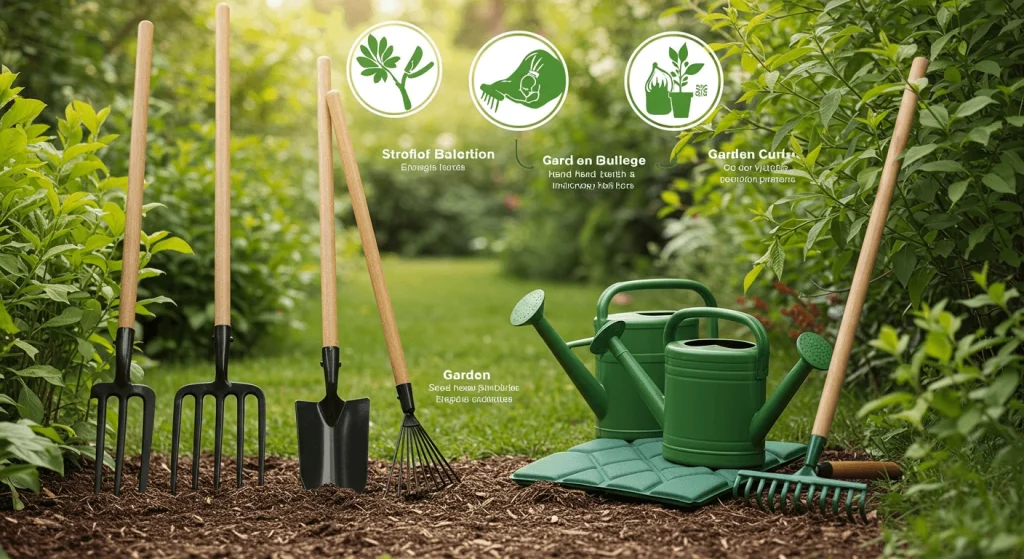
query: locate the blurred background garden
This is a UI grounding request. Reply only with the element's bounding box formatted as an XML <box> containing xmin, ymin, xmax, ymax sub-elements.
<box><xmin>1</xmin><ymin>0</ymin><xmax>1022</xmax><ymax>556</ymax></box>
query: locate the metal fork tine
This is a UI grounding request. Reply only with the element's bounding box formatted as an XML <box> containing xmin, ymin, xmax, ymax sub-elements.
<box><xmin>170</xmin><ymin>392</ymin><xmax>185</xmax><ymax>494</ymax></box>
<box><xmin>93</xmin><ymin>396</ymin><xmax>108</xmax><ymax>493</ymax></box>
<box><xmin>138</xmin><ymin>391</ymin><xmax>154</xmax><ymax>492</ymax></box>
<box><xmin>113</xmin><ymin>395</ymin><xmax>129</xmax><ymax>496</ymax></box>
<box><xmin>192</xmin><ymin>394</ymin><xmax>204</xmax><ymax>489</ymax></box>
<box><xmin>213</xmin><ymin>395</ymin><xmax>225</xmax><ymax>489</ymax></box>
<box><xmin>236</xmin><ymin>393</ymin><xmax>245</xmax><ymax>488</ymax></box>
<box><xmin>256</xmin><ymin>390</ymin><xmax>266</xmax><ymax>486</ymax></box>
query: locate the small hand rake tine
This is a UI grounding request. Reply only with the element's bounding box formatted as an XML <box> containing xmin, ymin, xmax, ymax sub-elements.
<box><xmin>169</xmin><ymin>5</ymin><xmax>267</xmax><ymax>494</ymax></box>
<box><xmin>90</xmin><ymin>21</ymin><xmax>156</xmax><ymax>496</ymax></box>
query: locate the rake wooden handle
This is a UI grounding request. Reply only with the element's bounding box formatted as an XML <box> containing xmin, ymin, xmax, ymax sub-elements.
<box><xmin>214</xmin><ymin>3</ymin><xmax>231</xmax><ymax>327</ymax></box>
<box><xmin>317</xmin><ymin>57</ymin><xmax>339</xmax><ymax>347</ymax></box>
<box><xmin>325</xmin><ymin>90</ymin><xmax>410</xmax><ymax>386</ymax></box>
<box><xmin>812</xmin><ymin>56</ymin><xmax>929</xmax><ymax>438</ymax></box>
<box><xmin>816</xmin><ymin>461</ymin><xmax>902</xmax><ymax>480</ymax></box>
<box><xmin>117</xmin><ymin>21</ymin><xmax>154</xmax><ymax>328</ymax></box>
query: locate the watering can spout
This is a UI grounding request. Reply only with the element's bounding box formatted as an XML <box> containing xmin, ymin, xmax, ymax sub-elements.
<box><xmin>748</xmin><ymin>332</ymin><xmax>834</xmax><ymax>444</ymax></box>
<box><xmin>591</xmin><ymin>321</ymin><xmax>665</xmax><ymax>426</ymax></box>
<box><xmin>510</xmin><ymin>290</ymin><xmax>609</xmax><ymax>419</ymax></box>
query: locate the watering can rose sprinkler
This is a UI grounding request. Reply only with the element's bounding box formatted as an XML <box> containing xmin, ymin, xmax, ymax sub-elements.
<box><xmin>591</xmin><ymin>307</ymin><xmax>833</xmax><ymax>468</ymax></box>
<box><xmin>511</xmin><ymin>279</ymin><xmax>718</xmax><ymax>440</ymax></box>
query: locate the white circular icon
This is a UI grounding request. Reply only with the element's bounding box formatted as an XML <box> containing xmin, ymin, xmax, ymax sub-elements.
<box><xmin>624</xmin><ymin>32</ymin><xmax>723</xmax><ymax>131</ymax></box>
<box><xmin>469</xmin><ymin>31</ymin><xmax>569</xmax><ymax>131</ymax></box>
<box><xmin>347</xmin><ymin>21</ymin><xmax>442</xmax><ymax>118</ymax></box>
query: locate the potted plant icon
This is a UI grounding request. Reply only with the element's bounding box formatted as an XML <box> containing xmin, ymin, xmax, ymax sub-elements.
<box><xmin>667</xmin><ymin>43</ymin><xmax>703</xmax><ymax>118</ymax></box>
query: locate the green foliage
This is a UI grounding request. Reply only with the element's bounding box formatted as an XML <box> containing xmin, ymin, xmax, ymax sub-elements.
<box><xmin>860</xmin><ymin>267</ymin><xmax>1023</xmax><ymax>556</ymax></box>
<box><xmin>0</xmin><ymin>68</ymin><xmax>189</xmax><ymax>507</ymax></box>
<box><xmin>355</xmin><ymin>34</ymin><xmax>435</xmax><ymax>111</ymax></box>
<box><xmin>662</xmin><ymin>0</ymin><xmax>1023</xmax><ymax>376</ymax></box>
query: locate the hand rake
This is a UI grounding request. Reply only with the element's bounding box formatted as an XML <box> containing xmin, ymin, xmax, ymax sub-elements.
<box><xmin>90</xmin><ymin>21</ymin><xmax>156</xmax><ymax>495</ymax></box>
<box><xmin>294</xmin><ymin>56</ymin><xmax>370</xmax><ymax>492</ymax></box>
<box><xmin>733</xmin><ymin>56</ymin><xmax>929</xmax><ymax>522</ymax></box>
<box><xmin>325</xmin><ymin>90</ymin><xmax>459</xmax><ymax>497</ymax></box>
<box><xmin>170</xmin><ymin>4</ymin><xmax>266</xmax><ymax>493</ymax></box>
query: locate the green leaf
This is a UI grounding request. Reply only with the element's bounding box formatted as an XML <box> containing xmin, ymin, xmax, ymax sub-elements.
<box><xmin>151</xmin><ymin>237</ymin><xmax>194</xmax><ymax>255</ymax></box>
<box><xmin>983</xmin><ymin>172</ymin><xmax>1015</xmax><ymax>194</ymax></box>
<box><xmin>764</xmin><ymin>71</ymin><xmax>779</xmax><ymax>92</ymax></box>
<box><xmin>908</xmin><ymin>267</ymin><xmax>936</xmax><ymax>307</ymax></box>
<box><xmin>771</xmin><ymin>119</ymin><xmax>800</xmax><ymax>152</ymax></box>
<box><xmin>770</xmin><ymin>47</ymin><xmax>815</xmax><ymax>70</ymax></box>
<box><xmin>0</xmin><ymin>98</ymin><xmax>46</xmax><ymax>129</ymax></box>
<box><xmin>102</xmin><ymin>202</ymin><xmax>125</xmax><ymax>236</ymax></box>
<box><xmin>16</xmin><ymin>385</ymin><xmax>44</xmax><ymax>423</ymax></box>
<box><xmin>892</xmin><ymin>246</ymin><xmax>917</xmax><ymax>287</ymax></box>
<box><xmin>768</xmin><ymin>241</ymin><xmax>784</xmax><ymax>278</ymax></box>
<box><xmin>684</xmin><ymin>63</ymin><xmax>704</xmax><ymax>76</ymax></box>
<box><xmin>954</xmin><ymin>96</ymin><xmax>995</xmax><ymax>119</ymax></box>
<box><xmin>819</xmin><ymin>89</ymin><xmax>841</xmax><ymax>128</ymax></box>
<box><xmin>803</xmin><ymin>217</ymin><xmax>830</xmax><ymax>259</ymax></box>
<box><xmin>404</xmin><ymin>46</ymin><xmax>424</xmax><ymax>73</ymax></box>
<box><xmin>743</xmin><ymin>264</ymin><xmax>764</xmax><ymax>294</ymax></box>
<box><xmin>42</xmin><ymin>243</ymin><xmax>79</xmax><ymax>261</ymax></box>
<box><xmin>902</xmin><ymin>144</ymin><xmax>938</xmax><ymax>167</ymax></box>
<box><xmin>920</xmin><ymin>105</ymin><xmax>949</xmax><ymax>129</ymax></box>
<box><xmin>0</xmin><ymin>298</ymin><xmax>19</xmax><ymax>334</ymax></box>
<box><xmin>857</xmin><ymin>391</ymin><xmax>913</xmax><ymax>417</ymax></box>
<box><xmin>918</xmin><ymin>160</ymin><xmax>965</xmax><ymax>173</ymax></box>
<box><xmin>14</xmin><ymin>365</ymin><xmax>64</xmax><ymax>386</ymax></box>
<box><xmin>948</xmin><ymin>180</ymin><xmax>969</xmax><ymax>204</ymax></box>
<box><xmin>406</xmin><ymin>62</ymin><xmax>434</xmax><ymax>80</ymax></box>
<box><xmin>41</xmin><ymin>284</ymin><xmax>77</xmax><ymax>303</ymax></box>
<box><xmin>0</xmin><ymin>420</ymin><xmax>64</xmax><ymax>474</ymax></box>
<box><xmin>41</xmin><ymin>307</ymin><xmax>83</xmax><ymax>328</ymax></box>
<box><xmin>973</xmin><ymin>60</ymin><xmax>1001</xmax><ymax>77</ymax></box>
<box><xmin>367</xmin><ymin>34</ymin><xmax>378</xmax><ymax>56</ymax></box>
<box><xmin>12</xmin><ymin>340</ymin><xmax>37</xmax><ymax>360</ymax></box>
<box><xmin>356</xmin><ymin>56</ymin><xmax>378</xmax><ymax>69</ymax></box>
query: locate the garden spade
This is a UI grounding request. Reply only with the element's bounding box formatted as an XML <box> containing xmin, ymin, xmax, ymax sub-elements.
<box><xmin>295</xmin><ymin>57</ymin><xmax>370</xmax><ymax>492</ymax></box>
<box><xmin>733</xmin><ymin>56</ymin><xmax>929</xmax><ymax>522</ymax></box>
<box><xmin>169</xmin><ymin>4</ymin><xmax>267</xmax><ymax>494</ymax></box>
<box><xmin>90</xmin><ymin>21</ymin><xmax>156</xmax><ymax>496</ymax></box>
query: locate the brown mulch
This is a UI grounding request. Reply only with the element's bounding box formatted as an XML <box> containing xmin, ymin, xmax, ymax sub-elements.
<box><xmin>0</xmin><ymin>450</ymin><xmax>884</xmax><ymax>558</ymax></box>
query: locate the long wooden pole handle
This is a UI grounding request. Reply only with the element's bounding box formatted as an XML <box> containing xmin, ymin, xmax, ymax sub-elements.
<box><xmin>325</xmin><ymin>90</ymin><xmax>410</xmax><ymax>386</ymax></box>
<box><xmin>214</xmin><ymin>3</ymin><xmax>231</xmax><ymax>326</ymax></box>
<box><xmin>117</xmin><ymin>21</ymin><xmax>154</xmax><ymax>328</ymax></box>
<box><xmin>317</xmin><ymin>57</ymin><xmax>339</xmax><ymax>347</ymax></box>
<box><xmin>817</xmin><ymin>461</ymin><xmax>902</xmax><ymax>480</ymax></box>
<box><xmin>812</xmin><ymin>56</ymin><xmax>929</xmax><ymax>437</ymax></box>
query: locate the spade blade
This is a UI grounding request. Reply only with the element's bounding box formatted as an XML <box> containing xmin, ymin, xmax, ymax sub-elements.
<box><xmin>295</xmin><ymin>397</ymin><xmax>370</xmax><ymax>492</ymax></box>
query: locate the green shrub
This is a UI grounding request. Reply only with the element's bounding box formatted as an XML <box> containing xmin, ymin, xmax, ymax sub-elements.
<box><xmin>0</xmin><ymin>68</ymin><xmax>190</xmax><ymax>507</ymax></box>
<box><xmin>860</xmin><ymin>266</ymin><xmax>1023</xmax><ymax>556</ymax></box>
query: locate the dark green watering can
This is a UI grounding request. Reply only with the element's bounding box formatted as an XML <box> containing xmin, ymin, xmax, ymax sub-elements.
<box><xmin>510</xmin><ymin>279</ymin><xmax>717</xmax><ymax>440</ymax></box>
<box><xmin>591</xmin><ymin>307</ymin><xmax>833</xmax><ymax>468</ymax></box>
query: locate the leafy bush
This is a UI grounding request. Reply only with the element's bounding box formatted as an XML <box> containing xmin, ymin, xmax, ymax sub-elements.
<box><xmin>859</xmin><ymin>267</ymin><xmax>1022</xmax><ymax>556</ymax></box>
<box><xmin>662</xmin><ymin>0</ymin><xmax>1023</xmax><ymax>378</ymax></box>
<box><xmin>0</xmin><ymin>68</ymin><xmax>191</xmax><ymax>507</ymax></box>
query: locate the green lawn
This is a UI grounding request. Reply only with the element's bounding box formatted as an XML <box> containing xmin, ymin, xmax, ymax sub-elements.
<box><xmin>136</xmin><ymin>258</ymin><xmax>863</xmax><ymax>461</ymax></box>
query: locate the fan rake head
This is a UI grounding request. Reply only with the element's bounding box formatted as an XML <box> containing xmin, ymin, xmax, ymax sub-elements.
<box><xmin>169</xmin><ymin>326</ymin><xmax>266</xmax><ymax>493</ymax></box>
<box><xmin>385</xmin><ymin>384</ymin><xmax>458</xmax><ymax>497</ymax></box>
<box><xmin>733</xmin><ymin>467</ymin><xmax>869</xmax><ymax>522</ymax></box>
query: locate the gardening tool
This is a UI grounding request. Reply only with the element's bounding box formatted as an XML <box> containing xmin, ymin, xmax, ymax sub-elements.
<box><xmin>816</xmin><ymin>461</ymin><xmax>902</xmax><ymax>481</ymax></box>
<box><xmin>90</xmin><ymin>21</ymin><xmax>156</xmax><ymax>496</ymax></box>
<box><xmin>325</xmin><ymin>89</ymin><xmax>458</xmax><ymax>496</ymax></box>
<box><xmin>294</xmin><ymin>58</ymin><xmax>370</xmax><ymax>492</ymax></box>
<box><xmin>510</xmin><ymin>279</ymin><xmax>718</xmax><ymax>440</ymax></box>
<box><xmin>591</xmin><ymin>307</ymin><xmax>832</xmax><ymax>468</ymax></box>
<box><xmin>170</xmin><ymin>4</ymin><xmax>267</xmax><ymax>494</ymax></box>
<box><xmin>732</xmin><ymin>56</ymin><xmax>930</xmax><ymax>522</ymax></box>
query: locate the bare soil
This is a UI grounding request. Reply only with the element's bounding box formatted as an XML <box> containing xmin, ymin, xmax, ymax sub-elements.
<box><xmin>0</xmin><ymin>451</ymin><xmax>883</xmax><ymax>558</ymax></box>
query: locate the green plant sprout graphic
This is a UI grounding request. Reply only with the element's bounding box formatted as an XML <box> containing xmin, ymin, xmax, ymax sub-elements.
<box><xmin>645</xmin><ymin>42</ymin><xmax>704</xmax><ymax>118</ymax></box>
<box><xmin>356</xmin><ymin>33</ymin><xmax>435</xmax><ymax>111</ymax></box>
<box><xmin>479</xmin><ymin>49</ymin><xmax>566</xmax><ymax>112</ymax></box>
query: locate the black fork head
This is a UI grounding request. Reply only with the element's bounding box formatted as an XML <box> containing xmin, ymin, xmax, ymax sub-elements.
<box><xmin>169</xmin><ymin>325</ymin><xmax>266</xmax><ymax>494</ymax></box>
<box><xmin>91</xmin><ymin>327</ymin><xmax>155</xmax><ymax>495</ymax></box>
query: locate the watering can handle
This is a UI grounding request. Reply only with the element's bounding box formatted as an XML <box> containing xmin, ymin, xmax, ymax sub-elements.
<box><xmin>663</xmin><ymin>308</ymin><xmax>770</xmax><ymax>376</ymax></box>
<box><xmin>595</xmin><ymin>279</ymin><xmax>718</xmax><ymax>325</ymax></box>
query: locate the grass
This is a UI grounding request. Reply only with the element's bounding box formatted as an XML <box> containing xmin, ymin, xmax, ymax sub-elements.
<box><xmin>129</xmin><ymin>258</ymin><xmax>864</xmax><ymax>462</ymax></box>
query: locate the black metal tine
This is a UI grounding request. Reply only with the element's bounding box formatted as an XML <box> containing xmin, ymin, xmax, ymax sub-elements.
<box><xmin>113</xmin><ymin>395</ymin><xmax>129</xmax><ymax>496</ymax></box>
<box><xmin>213</xmin><ymin>395</ymin><xmax>225</xmax><ymax>489</ymax></box>
<box><xmin>236</xmin><ymin>392</ymin><xmax>245</xmax><ymax>488</ymax></box>
<box><xmin>417</xmin><ymin>428</ymin><xmax>448</xmax><ymax>488</ymax></box>
<box><xmin>191</xmin><ymin>394</ymin><xmax>204</xmax><ymax>490</ymax></box>
<box><xmin>256</xmin><ymin>390</ymin><xmax>266</xmax><ymax>486</ymax></box>
<box><xmin>138</xmin><ymin>390</ymin><xmax>154</xmax><ymax>492</ymax></box>
<box><xmin>93</xmin><ymin>395</ymin><xmax>108</xmax><ymax>494</ymax></box>
<box><xmin>170</xmin><ymin>392</ymin><xmax>185</xmax><ymax>494</ymax></box>
<box><xmin>385</xmin><ymin>424</ymin><xmax>404</xmax><ymax>494</ymax></box>
<box><xmin>415</xmin><ymin>429</ymin><xmax>437</xmax><ymax>491</ymax></box>
<box><xmin>405</xmin><ymin>428</ymin><xmax>418</xmax><ymax>495</ymax></box>
<box><xmin>419</xmin><ymin>426</ymin><xmax>458</xmax><ymax>485</ymax></box>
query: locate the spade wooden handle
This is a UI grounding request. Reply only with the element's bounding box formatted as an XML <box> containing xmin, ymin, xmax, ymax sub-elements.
<box><xmin>816</xmin><ymin>461</ymin><xmax>902</xmax><ymax>480</ymax></box>
<box><xmin>117</xmin><ymin>21</ymin><xmax>154</xmax><ymax>328</ymax></box>
<box><xmin>317</xmin><ymin>57</ymin><xmax>339</xmax><ymax>347</ymax></box>
<box><xmin>812</xmin><ymin>57</ymin><xmax>929</xmax><ymax>437</ymax></box>
<box><xmin>214</xmin><ymin>3</ymin><xmax>231</xmax><ymax>326</ymax></box>
<box><xmin>325</xmin><ymin>90</ymin><xmax>410</xmax><ymax>386</ymax></box>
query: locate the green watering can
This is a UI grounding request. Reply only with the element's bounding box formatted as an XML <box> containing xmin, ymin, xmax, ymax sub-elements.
<box><xmin>590</xmin><ymin>307</ymin><xmax>833</xmax><ymax>468</ymax></box>
<box><xmin>510</xmin><ymin>279</ymin><xmax>718</xmax><ymax>440</ymax></box>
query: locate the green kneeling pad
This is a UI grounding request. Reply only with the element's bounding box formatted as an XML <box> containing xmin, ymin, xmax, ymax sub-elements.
<box><xmin>511</xmin><ymin>438</ymin><xmax>806</xmax><ymax>507</ymax></box>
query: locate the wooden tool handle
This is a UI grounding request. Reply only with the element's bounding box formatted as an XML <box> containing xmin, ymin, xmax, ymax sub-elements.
<box><xmin>817</xmin><ymin>461</ymin><xmax>902</xmax><ymax>480</ymax></box>
<box><xmin>214</xmin><ymin>3</ymin><xmax>231</xmax><ymax>326</ymax></box>
<box><xmin>117</xmin><ymin>21</ymin><xmax>154</xmax><ymax>328</ymax></box>
<box><xmin>317</xmin><ymin>57</ymin><xmax>339</xmax><ymax>347</ymax></box>
<box><xmin>812</xmin><ymin>57</ymin><xmax>929</xmax><ymax>437</ymax></box>
<box><xmin>325</xmin><ymin>90</ymin><xmax>410</xmax><ymax>386</ymax></box>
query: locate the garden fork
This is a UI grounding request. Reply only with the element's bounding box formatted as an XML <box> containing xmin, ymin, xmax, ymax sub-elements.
<box><xmin>170</xmin><ymin>4</ymin><xmax>266</xmax><ymax>493</ymax></box>
<box><xmin>90</xmin><ymin>21</ymin><xmax>156</xmax><ymax>496</ymax></box>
